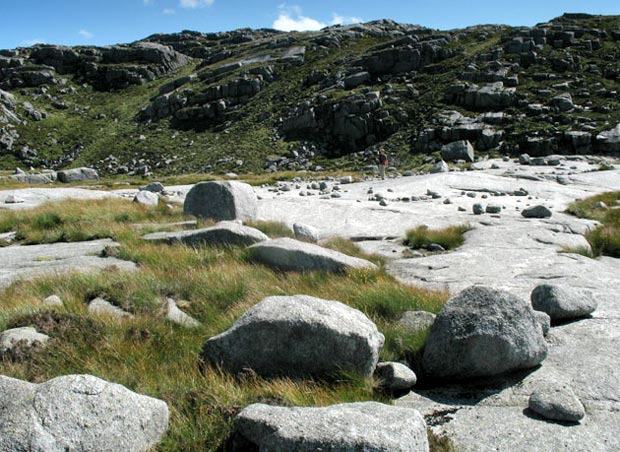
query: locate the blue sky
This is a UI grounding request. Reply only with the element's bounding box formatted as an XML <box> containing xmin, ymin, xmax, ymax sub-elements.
<box><xmin>2</xmin><ymin>1</ymin><xmax>620</xmax><ymax>49</ymax></box>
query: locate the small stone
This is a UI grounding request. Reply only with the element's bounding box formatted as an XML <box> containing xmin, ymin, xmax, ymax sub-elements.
<box><xmin>522</xmin><ymin>205</ymin><xmax>552</xmax><ymax>218</ymax></box>
<box><xmin>531</xmin><ymin>284</ymin><xmax>597</xmax><ymax>321</ymax></box>
<box><xmin>473</xmin><ymin>203</ymin><xmax>485</xmax><ymax>215</ymax></box>
<box><xmin>379</xmin><ymin>199</ymin><xmax>388</xmax><ymax>206</ymax></box>
<box><xmin>43</xmin><ymin>295</ymin><xmax>64</xmax><ymax>307</ymax></box>
<box><xmin>486</xmin><ymin>204</ymin><xmax>502</xmax><ymax>214</ymax></box>
<box><xmin>88</xmin><ymin>298</ymin><xmax>134</xmax><ymax>319</ymax></box>
<box><xmin>374</xmin><ymin>362</ymin><xmax>417</xmax><ymax>391</ymax></box>
<box><xmin>133</xmin><ymin>190</ymin><xmax>159</xmax><ymax>206</ymax></box>
<box><xmin>529</xmin><ymin>384</ymin><xmax>585</xmax><ymax>422</ymax></box>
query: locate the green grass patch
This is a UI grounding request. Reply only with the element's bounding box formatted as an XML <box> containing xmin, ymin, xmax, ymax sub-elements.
<box><xmin>405</xmin><ymin>224</ymin><xmax>472</xmax><ymax>251</ymax></box>
<box><xmin>566</xmin><ymin>192</ymin><xmax>620</xmax><ymax>258</ymax></box>
<box><xmin>244</xmin><ymin>220</ymin><xmax>294</xmax><ymax>238</ymax></box>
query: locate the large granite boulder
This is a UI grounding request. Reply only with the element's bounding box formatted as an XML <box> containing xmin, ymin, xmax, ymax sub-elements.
<box><xmin>441</xmin><ymin>140</ymin><xmax>475</xmax><ymax>163</ymax></box>
<box><xmin>0</xmin><ymin>374</ymin><xmax>169</xmax><ymax>451</ymax></box>
<box><xmin>248</xmin><ymin>237</ymin><xmax>377</xmax><ymax>272</ymax></box>
<box><xmin>201</xmin><ymin>295</ymin><xmax>384</xmax><ymax>378</ymax></box>
<box><xmin>231</xmin><ymin>402</ymin><xmax>429</xmax><ymax>452</ymax></box>
<box><xmin>531</xmin><ymin>284</ymin><xmax>597</xmax><ymax>321</ymax></box>
<box><xmin>143</xmin><ymin>221</ymin><xmax>268</xmax><ymax>247</ymax></box>
<box><xmin>56</xmin><ymin>167</ymin><xmax>99</xmax><ymax>183</ymax></box>
<box><xmin>422</xmin><ymin>286</ymin><xmax>547</xmax><ymax>379</ymax></box>
<box><xmin>183</xmin><ymin>181</ymin><xmax>257</xmax><ymax>221</ymax></box>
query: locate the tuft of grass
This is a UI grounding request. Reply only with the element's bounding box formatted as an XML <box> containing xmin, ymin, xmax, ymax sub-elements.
<box><xmin>566</xmin><ymin>192</ymin><xmax>620</xmax><ymax>258</ymax></box>
<box><xmin>321</xmin><ymin>236</ymin><xmax>385</xmax><ymax>266</ymax></box>
<box><xmin>405</xmin><ymin>224</ymin><xmax>472</xmax><ymax>251</ymax></box>
<box><xmin>428</xmin><ymin>429</ymin><xmax>456</xmax><ymax>452</ymax></box>
<box><xmin>559</xmin><ymin>246</ymin><xmax>595</xmax><ymax>258</ymax></box>
<box><xmin>244</xmin><ymin>220</ymin><xmax>294</xmax><ymax>238</ymax></box>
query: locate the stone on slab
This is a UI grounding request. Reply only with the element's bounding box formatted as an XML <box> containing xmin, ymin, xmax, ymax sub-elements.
<box><xmin>248</xmin><ymin>237</ymin><xmax>377</xmax><ymax>273</ymax></box>
<box><xmin>529</xmin><ymin>383</ymin><xmax>586</xmax><ymax>423</ymax></box>
<box><xmin>531</xmin><ymin>284</ymin><xmax>597</xmax><ymax>321</ymax></box>
<box><xmin>183</xmin><ymin>181</ymin><xmax>257</xmax><ymax>221</ymax></box>
<box><xmin>201</xmin><ymin>294</ymin><xmax>384</xmax><ymax>378</ymax></box>
<box><xmin>232</xmin><ymin>402</ymin><xmax>429</xmax><ymax>452</ymax></box>
<box><xmin>522</xmin><ymin>205</ymin><xmax>552</xmax><ymax>218</ymax></box>
<box><xmin>0</xmin><ymin>374</ymin><xmax>169</xmax><ymax>451</ymax></box>
<box><xmin>422</xmin><ymin>286</ymin><xmax>547</xmax><ymax>380</ymax></box>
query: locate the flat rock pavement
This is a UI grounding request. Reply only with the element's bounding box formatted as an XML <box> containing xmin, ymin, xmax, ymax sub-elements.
<box><xmin>0</xmin><ymin>188</ymin><xmax>122</xmax><ymax>210</ymax></box>
<box><xmin>250</xmin><ymin>159</ymin><xmax>620</xmax><ymax>452</ymax></box>
<box><xmin>0</xmin><ymin>239</ymin><xmax>136</xmax><ymax>288</ymax></box>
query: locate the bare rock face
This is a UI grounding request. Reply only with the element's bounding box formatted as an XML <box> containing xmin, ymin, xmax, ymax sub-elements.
<box><xmin>201</xmin><ymin>295</ymin><xmax>384</xmax><ymax>378</ymax></box>
<box><xmin>183</xmin><ymin>181</ymin><xmax>257</xmax><ymax>221</ymax></box>
<box><xmin>231</xmin><ymin>402</ymin><xmax>429</xmax><ymax>452</ymax></box>
<box><xmin>248</xmin><ymin>237</ymin><xmax>377</xmax><ymax>273</ymax></box>
<box><xmin>422</xmin><ymin>286</ymin><xmax>547</xmax><ymax>380</ymax></box>
<box><xmin>0</xmin><ymin>374</ymin><xmax>169</xmax><ymax>452</ymax></box>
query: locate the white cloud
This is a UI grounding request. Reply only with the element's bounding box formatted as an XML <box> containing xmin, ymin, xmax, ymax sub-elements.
<box><xmin>143</xmin><ymin>0</ymin><xmax>153</xmax><ymax>5</ymax></box>
<box><xmin>163</xmin><ymin>8</ymin><xmax>175</xmax><ymax>14</ymax></box>
<box><xmin>21</xmin><ymin>38</ymin><xmax>46</xmax><ymax>47</ymax></box>
<box><xmin>179</xmin><ymin>0</ymin><xmax>214</xmax><ymax>8</ymax></box>
<box><xmin>331</xmin><ymin>13</ymin><xmax>363</xmax><ymax>26</ymax></box>
<box><xmin>272</xmin><ymin>5</ymin><xmax>325</xmax><ymax>31</ymax></box>
<box><xmin>78</xmin><ymin>29</ymin><xmax>94</xmax><ymax>39</ymax></box>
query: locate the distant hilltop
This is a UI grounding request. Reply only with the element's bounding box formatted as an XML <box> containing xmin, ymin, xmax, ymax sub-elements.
<box><xmin>1</xmin><ymin>13</ymin><xmax>619</xmax><ymax>175</ymax></box>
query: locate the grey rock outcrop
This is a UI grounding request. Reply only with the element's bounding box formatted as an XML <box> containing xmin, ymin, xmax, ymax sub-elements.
<box><xmin>248</xmin><ymin>237</ymin><xmax>377</xmax><ymax>272</ymax></box>
<box><xmin>143</xmin><ymin>221</ymin><xmax>268</xmax><ymax>247</ymax></box>
<box><xmin>56</xmin><ymin>167</ymin><xmax>99</xmax><ymax>183</ymax></box>
<box><xmin>422</xmin><ymin>286</ymin><xmax>547</xmax><ymax>379</ymax></box>
<box><xmin>522</xmin><ymin>205</ymin><xmax>552</xmax><ymax>218</ymax></box>
<box><xmin>551</xmin><ymin>93</ymin><xmax>574</xmax><ymax>112</ymax></box>
<box><xmin>531</xmin><ymin>284</ymin><xmax>597</xmax><ymax>321</ymax></box>
<box><xmin>374</xmin><ymin>362</ymin><xmax>418</xmax><ymax>391</ymax></box>
<box><xmin>232</xmin><ymin>402</ymin><xmax>429</xmax><ymax>452</ymax></box>
<box><xmin>441</xmin><ymin>140</ymin><xmax>474</xmax><ymax>163</ymax></box>
<box><xmin>201</xmin><ymin>295</ymin><xmax>384</xmax><ymax>378</ymax></box>
<box><xmin>529</xmin><ymin>384</ymin><xmax>585</xmax><ymax>423</ymax></box>
<box><xmin>446</xmin><ymin>82</ymin><xmax>516</xmax><ymax>111</ymax></box>
<box><xmin>0</xmin><ymin>374</ymin><xmax>169</xmax><ymax>451</ymax></box>
<box><xmin>595</xmin><ymin>123</ymin><xmax>620</xmax><ymax>152</ymax></box>
<box><xmin>183</xmin><ymin>181</ymin><xmax>257</xmax><ymax>221</ymax></box>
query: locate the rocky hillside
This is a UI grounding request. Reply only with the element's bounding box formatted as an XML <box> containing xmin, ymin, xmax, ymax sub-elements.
<box><xmin>1</xmin><ymin>13</ymin><xmax>620</xmax><ymax>176</ymax></box>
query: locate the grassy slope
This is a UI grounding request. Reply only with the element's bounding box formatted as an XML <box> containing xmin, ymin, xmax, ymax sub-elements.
<box><xmin>0</xmin><ymin>198</ymin><xmax>448</xmax><ymax>450</ymax></box>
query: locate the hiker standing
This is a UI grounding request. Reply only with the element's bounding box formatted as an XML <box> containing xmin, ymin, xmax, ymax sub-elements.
<box><xmin>378</xmin><ymin>148</ymin><xmax>388</xmax><ymax>179</ymax></box>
